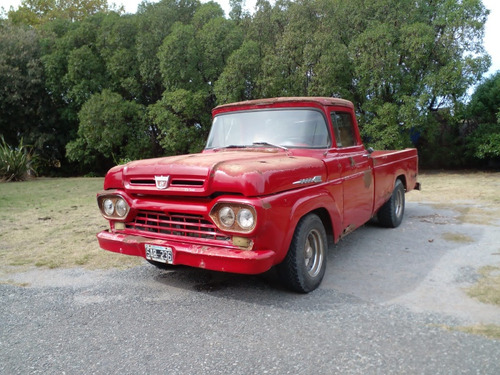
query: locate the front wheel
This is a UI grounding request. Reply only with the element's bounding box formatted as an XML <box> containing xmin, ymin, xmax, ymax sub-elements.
<box><xmin>377</xmin><ymin>179</ymin><xmax>405</xmax><ymax>228</ymax></box>
<box><xmin>277</xmin><ymin>213</ymin><xmax>327</xmax><ymax>293</ymax></box>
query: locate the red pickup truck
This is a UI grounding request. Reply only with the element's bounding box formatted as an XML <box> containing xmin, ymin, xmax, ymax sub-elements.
<box><xmin>97</xmin><ymin>97</ymin><xmax>419</xmax><ymax>292</ymax></box>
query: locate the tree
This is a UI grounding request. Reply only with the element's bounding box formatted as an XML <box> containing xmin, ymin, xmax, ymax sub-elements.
<box><xmin>96</xmin><ymin>13</ymin><xmax>142</xmax><ymax>101</ymax></box>
<box><xmin>0</xmin><ymin>21</ymin><xmax>64</xmax><ymax>172</ymax></box>
<box><xmin>466</xmin><ymin>72</ymin><xmax>500</xmax><ymax>161</ymax></box>
<box><xmin>214</xmin><ymin>40</ymin><xmax>261</xmax><ymax>103</ymax></box>
<box><xmin>344</xmin><ymin>0</ymin><xmax>489</xmax><ymax>151</ymax></box>
<box><xmin>198</xmin><ymin>17</ymin><xmax>243</xmax><ymax>85</ymax></box>
<box><xmin>467</xmin><ymin>71</ymin><xmax>500</xmax><ymax>125</ymax></box>
<box><xmin>66</xmin><ymin>89</ymin><xmax>150</xmax><ymax>171</ymax></box>
<box><xmin>135</xmin><ymin>0</ymin><xmax>200</xmax><ymax>105</ymax></box>
<box><xmin>238</xmin><ymin>0</ymin><xmax>489</xmax><ymax>154</ymax></box>
<box><xmin>39</xmin><ymin>14</ymin><xmax>113</xmax><ymax>173</ymax></box>
<box><xmin>155</xmin><ymin>2</ymin><xmax>243</xmax><ymax>153</ymax></box>
<box><xmin>158</xmin><ymin>22</ymin><xmax>203</xmax><ymax>91</ymax></box>
<box><xmin>2</xmin><ymin>0</ymin><xmax>494</xmax><ymax>174</ymax></box>
<box><xmin>0</xmin><ymin>21</ymin><xmax>45</xmax><ymax>147</ymax></box>
<box><xmin>147</xmin><ymin>89</ymin><xmax>209</xmax><ymax>156</ymax></box>
<box><xmin>8</xmin><ymin>0</ymin><xmax>122</xmax><ymax>26</ymax></box>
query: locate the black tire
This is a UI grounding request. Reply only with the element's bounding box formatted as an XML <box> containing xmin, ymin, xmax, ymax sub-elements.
<box><xmin>277</xmin><ymin>213</ymin><xmax>327</xmax><ymax>293</ymax></box>
<box><xmin>377</xmin><ymin>179</ymin><xmax>405</xmax><ymax>228</ymax></box>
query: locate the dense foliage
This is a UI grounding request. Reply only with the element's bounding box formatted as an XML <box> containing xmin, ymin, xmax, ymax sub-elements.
<box><xmin>466</xmin><ymin>72</ymin><xmax>500</xmax><ymax>161</ymax></box>
<box><xmin>0</xmin><ymin>0</ymin><xmax>496</xmax><ymax>175</ymax></box>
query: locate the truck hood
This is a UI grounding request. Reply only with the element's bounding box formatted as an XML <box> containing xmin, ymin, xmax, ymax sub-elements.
<box><xmin>105</xmin><ymin>150</ymin><xmax>327</xmax><ymax>197</ymax></box>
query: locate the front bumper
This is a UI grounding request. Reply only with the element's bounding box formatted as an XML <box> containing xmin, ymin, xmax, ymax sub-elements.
<box><xmin>97</xmin><ymin>231</ymin><xmax>276</xmax><ymax>275</ymax></box>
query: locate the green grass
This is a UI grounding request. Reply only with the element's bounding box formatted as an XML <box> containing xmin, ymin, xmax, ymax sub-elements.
<box><xmin>0</xmin><ymin>178</ymin><xmax>142</xmax><ymax>272</ymax></box>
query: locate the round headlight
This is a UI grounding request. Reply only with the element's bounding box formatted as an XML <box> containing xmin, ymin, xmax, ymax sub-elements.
<box><xmin>219</xmin><ymin>206</ymin><xmax>235</xmax><ymax>227</ymax></box>
<box><xmin>115</xmin><ymin>198</ymin><xmax>128</xmax><ymax>217</ymax></box>
<box><xmin>237</xmin><ymin>208</ymin><xmax>254</xmax><ymax>229</ymax></box>
<box><xmin>103</xmin><ymin>199</ymin><xmax>114</xmax><ymax>216</ymax></box>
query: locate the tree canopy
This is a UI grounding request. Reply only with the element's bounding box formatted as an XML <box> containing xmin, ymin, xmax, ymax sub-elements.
<box><xmin>466</xmin><ymin>72</ymin><xmax>500</xmax><ymax>161</ymax></box>
<box><xmin>8</xmin><ymin>0</ymin><xmax>121</xmax><ymax>26</ymax></box>
<box><xmin>0</xmin><ymin>0</ymin><xmax>495</xmax><ymax>174</ymax></box>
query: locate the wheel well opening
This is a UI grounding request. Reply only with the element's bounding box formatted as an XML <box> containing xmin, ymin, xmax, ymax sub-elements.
<box><xmin>397</xmin><ymin>175</ymin><xmax>407</xmax><ymax>191</ymax></box>
<box><xmin>311</xmin><ymin>208</ymin><xmax>334</xmax><ymax>247</ymax></box>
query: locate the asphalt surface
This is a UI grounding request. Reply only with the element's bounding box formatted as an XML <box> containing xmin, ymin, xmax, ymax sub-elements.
<box><xmin>1</xmin><ymin>201</ymin><xmax>500</xmax><ymax>374</ymax></box>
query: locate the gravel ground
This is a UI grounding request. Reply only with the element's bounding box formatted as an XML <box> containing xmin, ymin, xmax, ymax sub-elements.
<box><xmin>1</xmin><ymin>202</ymin><xmax>500</xmax><ymax>374</ymax></box>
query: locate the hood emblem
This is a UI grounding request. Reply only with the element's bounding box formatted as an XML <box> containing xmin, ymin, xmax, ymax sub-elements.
<box><xmin>293</xmin><ymin>175</ymin><xmax>323</xmax><ymax>185</ymax></box>
<box><xmin>155</xmin><ymin>175</ymin><xmax>170</xmax><ymax>190</ymax></box>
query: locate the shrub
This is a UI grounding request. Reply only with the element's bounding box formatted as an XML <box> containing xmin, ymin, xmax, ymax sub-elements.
<box><xmin>0</xmin><ymin>136</ymin><xmax>37</xmax><ymax>181</ymax></box>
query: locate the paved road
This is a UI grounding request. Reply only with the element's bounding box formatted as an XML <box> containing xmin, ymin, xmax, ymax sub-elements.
<box><xmin>1</xmin><ymin>202</ymin><xmax>500</xmax><ymax>374</ymax></box>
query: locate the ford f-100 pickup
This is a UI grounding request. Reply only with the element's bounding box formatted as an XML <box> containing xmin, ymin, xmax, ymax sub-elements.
<box><xmin>97</xmin><ymin>97</ymin><xmax>420</xmax><ymax>292</ymax></box>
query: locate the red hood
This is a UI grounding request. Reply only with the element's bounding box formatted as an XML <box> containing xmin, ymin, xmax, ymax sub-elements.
<box><xmin>104</xmin><ymin>150</ymin><xmax>326</xmax><ymax>197</ymax></box>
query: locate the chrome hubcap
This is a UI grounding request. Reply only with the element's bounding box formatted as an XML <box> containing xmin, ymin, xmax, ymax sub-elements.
<box><xmin>304</xmin><ymin>229</ymin><xmax>324</xmax><ymax>278</ymax></box>
<box><xmin>394</xmin><ymin>188</ymin><xmax>404</xmax><ymax>218</ymax></box>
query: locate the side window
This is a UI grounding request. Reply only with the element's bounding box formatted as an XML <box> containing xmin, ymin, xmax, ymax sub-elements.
<box><xmin>330</xmin><ymin>111</ymin><xmax>357</xmax><ymax>148</ymax></box>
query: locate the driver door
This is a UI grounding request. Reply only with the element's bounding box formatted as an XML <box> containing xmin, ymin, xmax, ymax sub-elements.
<box><xmin>329</xmin><ymin>111</ymin><xmax>374</xmax><ymax>232</ymax></box>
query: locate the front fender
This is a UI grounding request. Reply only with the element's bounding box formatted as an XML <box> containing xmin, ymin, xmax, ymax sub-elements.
<box><xmin>262</xmin><ymin>184</ymin><xmax>342</xmax><ymax>265</ymax></box>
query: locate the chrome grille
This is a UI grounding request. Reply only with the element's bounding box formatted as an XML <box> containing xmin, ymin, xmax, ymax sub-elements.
<box><xmin>126</xmin><ymin>211</ymin><xmax>230</xmax><ymax>241</ymax></box>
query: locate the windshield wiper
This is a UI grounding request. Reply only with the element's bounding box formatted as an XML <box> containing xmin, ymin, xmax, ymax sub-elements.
<box><xmin>212</xmin><ymin>145</ymin><xmax>249</xmax><ymax>151</ymax></box>
<box><xmin>252</xmin><ymin>142</ymin><xmax>288</xmax><ymax>151</ymax></box>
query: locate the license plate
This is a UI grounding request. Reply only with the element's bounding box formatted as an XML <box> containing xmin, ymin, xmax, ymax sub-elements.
<box><xmin>145</xmin><ymin>244</ymin><xmax>173</xmax><ymax>264</ymax></box>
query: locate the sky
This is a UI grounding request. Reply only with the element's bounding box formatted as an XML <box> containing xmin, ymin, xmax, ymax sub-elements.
<box><xmin>1</xmin><ymin>0</ymin><xmax>499</xmax><ymax>76</ymax></box>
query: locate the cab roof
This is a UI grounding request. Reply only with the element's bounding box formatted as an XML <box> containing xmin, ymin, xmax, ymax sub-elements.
<box><xmin>213</xmin><ymin>97</ymin><xmax>354</xmax><ymax>114</ymax></box>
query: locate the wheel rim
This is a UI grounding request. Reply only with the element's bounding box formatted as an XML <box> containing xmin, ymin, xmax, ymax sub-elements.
<box><xmin>304</xmin><ymin>229</ymin><xmax>325</xmax><ymax>278</ymax></box>
<box><xmin>394</xmin><ymin>188</ymin><xmax>404</xmax><ymax>218</ymax></box>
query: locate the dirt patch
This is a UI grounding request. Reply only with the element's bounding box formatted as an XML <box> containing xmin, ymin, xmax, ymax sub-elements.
<box><xmin>451</xmin><ymin>324</ymin><xmax>500</xmax><ymax>340</ymax></box>
<box><xmin>411</xmin><ymin>213</ymin><xmax>457</xmax><ymax>225</ymax></box>
<box><xmin>428</xmin><ymin>204</ymin><xmax>500</xmax><ymax>226</ymax></box>
<box><xmin>467</xmin><ymin>265</ymin><xmax>500</xmax><ymax>306</ymax></box>
<box><xmin>442</xmin><ymin>232</ymin><xmax>475</xmax><ymax>243</ymax></box>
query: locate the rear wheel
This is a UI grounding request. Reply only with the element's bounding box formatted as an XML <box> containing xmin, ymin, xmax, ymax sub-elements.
<box><xmin>277</xmin><ymin>213</ymin><xmax>327</xmax><ymax>293</ymax></box>
<box><xmin>377</xmin><ymin>179</ymin><xmax>405</xmax><ymax>228</ymax></box>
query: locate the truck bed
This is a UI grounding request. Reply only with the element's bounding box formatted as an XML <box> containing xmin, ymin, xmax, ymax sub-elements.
<box><xmin>371</xmin><ymin>148</ymin><xmax>419</xmax><ymax>213</ymax></box>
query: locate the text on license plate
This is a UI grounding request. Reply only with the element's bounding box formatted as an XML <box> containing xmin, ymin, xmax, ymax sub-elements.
<box><xmin>145</xmin><ymin>244</ymin><xmax>173</xmax><ymax>264</ymax></box>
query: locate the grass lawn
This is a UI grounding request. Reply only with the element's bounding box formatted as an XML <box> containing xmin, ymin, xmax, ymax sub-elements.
<box><xmin>0</xmin><ymin>177</ymin><xmax>142</xmax><ymax>271</ymax></box>
<box><xmin>407</xmin><ymin>170</ymin><xmax>500</xmax><ymax>206</ymax></box>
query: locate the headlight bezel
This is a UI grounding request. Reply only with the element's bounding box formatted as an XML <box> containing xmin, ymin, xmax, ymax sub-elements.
<box><xmin>97</xmin><ymin>194</ymin><xmax>130</xmax><ymax>220</ymax></box>
<box><xmin>210</xmin><ymin>203</ymin><xmax>257</xmax><ymax>233</ymax></box>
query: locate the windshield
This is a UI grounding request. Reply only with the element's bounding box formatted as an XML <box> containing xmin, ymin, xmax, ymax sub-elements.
<box><xmin>205</xmin><ymin>109</ymin><xmax>331</xmax><ymax>149</ymax></box>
